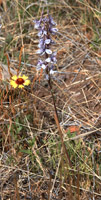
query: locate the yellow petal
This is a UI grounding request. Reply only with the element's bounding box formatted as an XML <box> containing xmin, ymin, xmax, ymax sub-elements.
<box><xmin>22</xmin><ymin>75</ymin><xmax>28</xmax><ymax>80</ymax></box>
<box><xmin>12</xmin><ymin>75</ymin><xmax>17</xmax><ymax>80</ymax></box>
<box><xmin>10</xmin><ymin>80</ymin><xmax>14</xmax><ymax>84</ymax></box>
<box><xmin>13</xmin><ymin>84</ymin><xmax>18</xmax><ymax>88</ymax></box>
<box><xmin>24</xmin><ymin>80</ymin><xmax>30</xmax><ymax>86</ymax></box>
<box><xmin>18</xmin><ymin>85</ymin><xmax>24</xmax><ymax>88</ymax></box>
<box><xmin>18</xmin><ymin>76</ymin><xmax>22</xmax><ymax>79</ymax></box>
<box><xmin>10</xmin><ymin>80</ymin><xmax>18</xmax><ymax>88</ymax></box>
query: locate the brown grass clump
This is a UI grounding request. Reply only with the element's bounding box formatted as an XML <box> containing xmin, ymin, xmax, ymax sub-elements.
<box><xmin>0</xmin><ymin>1</ymin><xmax>101</xmax><ymax>199</ymax></box>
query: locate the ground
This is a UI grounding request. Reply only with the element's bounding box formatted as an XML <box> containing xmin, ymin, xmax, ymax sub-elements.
<box><xmin>0</xmin><ymin>1</ymin><xmax>101</xmax><ymax>200</ymax></box>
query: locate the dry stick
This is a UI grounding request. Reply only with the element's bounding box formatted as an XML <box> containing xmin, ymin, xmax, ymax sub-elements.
<box><xmin>13</xmin><ymin>173</ymin><xmax>20</xmax><ymax>200</ymax></box>
<box><xmin>48</xmin><ymin>75</ymin><xmax>72</xmax><ymax>168</ymax></box>
<box><xmin>17</xmin><ymin>45</ymin><xmax>24</xmax><ymax>75</ymax></box>
<box><xmin>16</xmin><ymin>0</ymin><xmax>24</xmax><ymax>54</ymax></box>
<box><xmin>3</xmin><ymin>117</ymin><xmax>12</xmax><ymax>152</ymax></box>
<box><xmin>49</xmin><ymin>147</ymin><xmax>63</xmax><ymax>200</ymax></box>
<box><xmin>5</xmin><ymin>53</ymin><xmax>12</xmax><ymax>77</ymax></box>
<box><xmin>77</xmin><ymin>167</ymin><xmax>80</xmax><ymax>200</ymax></box>
<box><xmin>19</xmin><ymin>46</ymin><xmax>24</xmax><ymax>68</ymax></box>
<box><xmin>2</xmin><ymin>0</ymin><xmax>10</xmax><ymax>22</ymax></box>
<box><xmin>68</xmin><ymin>175</ymin><xmax>73</xmax><ymax>200</ymax></box>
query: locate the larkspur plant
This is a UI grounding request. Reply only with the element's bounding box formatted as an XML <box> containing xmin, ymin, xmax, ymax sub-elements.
<box><xmin>34</xmin><ymin>13</ymin><xmax>72</xmax><ymax>168</ymax></box>
<box><xmin>34</xmin><ymin>13</ymin><xmax>58</xmax><ymax>79</ymax></box>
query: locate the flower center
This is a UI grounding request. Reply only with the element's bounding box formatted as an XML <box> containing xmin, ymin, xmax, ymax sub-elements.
<box><xmin>16</xmin><ymin>78</ymin><xmax>25</xmax><ymax>85</ymax></box>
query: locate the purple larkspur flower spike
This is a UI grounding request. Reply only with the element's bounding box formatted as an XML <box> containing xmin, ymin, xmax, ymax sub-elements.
<box><xmin>34</xmin><ymin>14</ymin><xmax>58</xmax><ymax>76</ymax></box>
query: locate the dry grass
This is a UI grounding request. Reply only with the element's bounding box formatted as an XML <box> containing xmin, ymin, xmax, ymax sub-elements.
<box><xmin>0</xmin><ymin>0</ymin><xmax>101</xmax><ymax>199</ymax></box>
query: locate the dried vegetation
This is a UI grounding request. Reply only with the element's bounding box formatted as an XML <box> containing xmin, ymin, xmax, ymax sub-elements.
<box><xmin>0</xmin><ymin>0</ymin><xmax>101</xmax><ymax>199</ymax></box>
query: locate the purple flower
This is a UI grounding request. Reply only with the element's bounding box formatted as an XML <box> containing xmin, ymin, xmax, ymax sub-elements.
<box><xmin>45</xmin><ymin>52</ymin><xmax>57</xmax><ymax>64</ymax></box>
<box><xmin>45</xmin><ymin>39</ymin><xmax>51</xmax><ymax>44</ymax></box>
<box><xmin>51</xmin><ymin>52</ymin><xmax>57</xmax><ymax>63</ymax></box>
<box><xmin>34</xmin><ymin>19</ymin><xmax>41</xmax><ymax>29</ymax></box>
<box><xmin>50</xmin><ymin>27</ymin><xmax>58</xmax><ymax>34</ymax></box>
<box><xmin>49</xmin><ymin>15</ymin><xmax>56</xmax><ymax>26</ymax></box>
<box><xmin>34</xmin><ymin>14</ymin><xmax>58</xmax><ymax>75</ymax></box>
<box><xmin>37</xmin><ymin>60</ymin><xmax>47</xmax><ymax>70</ymax></box>
<box><xmin>38</xmin><ymin>29</ymin><xmax>47</xmax><ymax>37</ymax></box>
<box><xmin>36</xmin><ymin>49</ymin><xmax>44</xmax><ymax>54</ymax></box>
<box><xmin>45</xmin><ymin>57</ymin><xmax>51</xmax><ymax>63</ymax></box>
<box><xmin>50</xmin><ymin>69</ymin><xmax>55</xmax><ymax>75</ymax></box>
<box><xmin>38</xmin><ymin>38</ymin><xmax>45</xmax><ymax>49</ymax></box>
<box><xmin>45</xmin><ymin>49</ymin><xmax>52</xmax><ymax>55</ymax></box>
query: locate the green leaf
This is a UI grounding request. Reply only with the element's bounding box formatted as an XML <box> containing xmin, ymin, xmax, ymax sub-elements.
<box><xmin>20</xmin><ymin>149</ymin><xmax>32</xmax><ymax>155</ymax></box>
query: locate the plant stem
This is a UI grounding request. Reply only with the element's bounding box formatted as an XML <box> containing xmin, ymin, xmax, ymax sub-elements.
<box><xmin>48</xmin><ymin>75</ymin><xmax>72</xmax><ymax>167</ymax></box>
